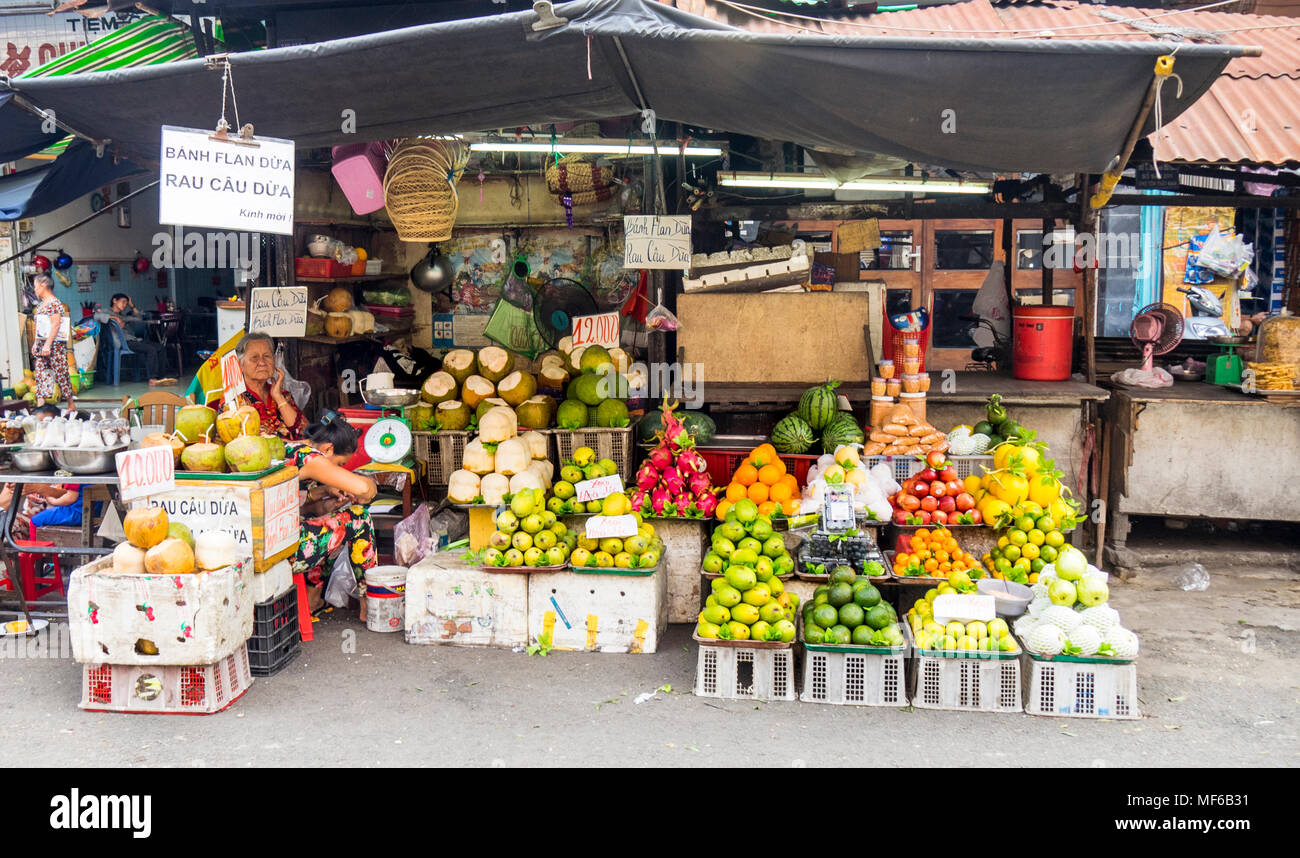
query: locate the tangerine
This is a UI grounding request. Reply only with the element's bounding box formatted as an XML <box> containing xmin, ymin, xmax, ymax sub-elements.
<box><xmin>734</xmin><ymin>464</ymin><xmax>759</xmax><ymax>486</ymax></box>
<box><xmin>746</xmin><ymin>482</ymin><xmax>769</xmax><ymax>503</ymax></box>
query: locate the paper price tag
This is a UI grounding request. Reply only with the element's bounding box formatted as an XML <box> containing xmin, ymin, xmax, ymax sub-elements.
<box><xmin>932</xmin><ymin>594</ymin><xmax>996</xmax><ymax>625</ymax></box>
<box><xmin>571</xmin><ymin>312</ymin><xmax>621</xmax><ymax>350</ymax></box>
<box><xmin>585</xmin><ymin>514</ymin><xmax>638</xmax><ymax>540</ymax></box>
<box><xmin>115</xmin><ymin>446</ymin><xmax>176</xmax><ymax>503</ymax></box>
<box><xmin>575</xmin><ymin>474</ymin><xmax>624</xmax><ymax>503</ymax></box>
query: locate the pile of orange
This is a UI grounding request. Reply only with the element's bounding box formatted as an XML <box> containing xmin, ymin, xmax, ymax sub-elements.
<box><xmin>718</xmin><ymin>443</ymin><xmax>801</xmax><ymax>520</ymax></box>
<box><xmin>892</xmin><ymin>527</ymin><xmax>985</xmax><ymax>580</ymax></box>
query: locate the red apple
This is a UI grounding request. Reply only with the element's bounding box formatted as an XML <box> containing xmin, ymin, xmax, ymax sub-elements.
<box><xmin>932</xmin><ymin>510</ymin><xmax>949</xmax><ymax>525</ymax></box>
<box><xmin>918</xmin><ymin>510</ymin><xmax>933</xmax><ymax>524</ymax></box>
<box><xmin>938</xmin><ymin>496</ymin><xmax>957</xmax><ymax>514</ymax></box>
<box><xmin>939</xmin><ymin>466</ymin><xmax>958</xmax><ymax>483</ymax></box>
<box><xmin>920</xmin><ymin>496</ymin><xmax>938</xmax><ymax>512</ymax></box>
<box><xmin>899</xmin><ymin>494</ymin><xmax>921</xmax><ymax>511</ymax></box>
<box><xmin>926</xmin><ymin>450</ymin><xmax>946</xmax><ymax>468</ymax></box>
<box><xmin>946</xmin><ymin>480</ymin><xmax>963</xmax><ymax>496</ymax></box>
<box><xmin>970</xmin><ymin>510</ymin><xmax>983</xmax><ymax>524</ymax></box>
<box><xmin>912</xmin><ymin>481</ymin><xmax>930</xmax><ymax>498</ymax></box>
<box><xmin>893</xmin><ymin>510</ymin><xmax>910</xmax><ymax>525</ymax></box>
<box><xmin>955</xmin><ymin>492</ymin><xmax>976</xmax><ymax>512</ymax></box>
<box><xmin>930</xmin><ymin>481</ymin><xmax>947</xmax><ymax>498</ymax></box>
<box><xmin>917</xmin><ymin>468</ymin><xmax>938</xmax><ymax>483</ymax></box>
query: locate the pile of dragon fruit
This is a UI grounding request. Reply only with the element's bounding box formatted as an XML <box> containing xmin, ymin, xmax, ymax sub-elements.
<box><xmin>630</xmin><ymin>400</ymin><xmax>720</xmax><ymax>518</ymax></box>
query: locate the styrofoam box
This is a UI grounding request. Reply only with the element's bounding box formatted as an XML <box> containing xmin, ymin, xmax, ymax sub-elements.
<box><xmin>67</xmin><ymin>555</ymin><xmax>254</xmax><ymax>666</ymax></box>
<box><xmin>528</xmin><ymin>566</ymin><xmax>667</xmax><ymax>653</ymax></box>
<box><xmin>657</xmin><ymin>518</ymin><xmax>709</xmax><ymax>623</ymax></box>
<box><xmin>80</xmin><ymin>644</ymin><xmax>252</xmax><ymax>714</ymax></box>
<box><xmin>1024</xmin><ymin>658</ymin><xmax>1141</xmax><ymax>719</ymax></box>
<box><xmin>404</xmin><ymin>552</ymin><xmax>528</xmax><ymax>648</ymax></box>
<box><xmin>250</xmin><ymin>558</ymin><xmax>293</xmax><ymax>604</ymax></box>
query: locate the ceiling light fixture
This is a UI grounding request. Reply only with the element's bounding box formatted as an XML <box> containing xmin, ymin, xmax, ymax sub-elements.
<box><xmin>717</xmin><ymin>171</ymin><xmax>992</xmax><ymax>194</ymax></box>
<box><xmin>468</xmin><ymin>138</ymin><xmax>726</xmax><ymax>158</ymax></box>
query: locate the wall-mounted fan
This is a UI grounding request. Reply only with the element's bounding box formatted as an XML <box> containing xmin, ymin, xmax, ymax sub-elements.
<box><xmin>532</xmin><ymin>277</ymin><xmax>598</xmax><ymax>348</ymax></box>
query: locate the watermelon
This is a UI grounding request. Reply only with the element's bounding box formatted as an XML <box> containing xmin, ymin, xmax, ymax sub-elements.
<box><xmin>821</xmin><ymin>412</ymin><xmax>864</xmax><ymax>452</ymax></box>
<box><xmin>772</xmin><ymin>413</ymin><xmax>815</xmax><ymax>454</ymax></box>
<box><xmin>797</xmin><ymin>381</ymin><xmax>840</xmax><ymax>430</ymax></box>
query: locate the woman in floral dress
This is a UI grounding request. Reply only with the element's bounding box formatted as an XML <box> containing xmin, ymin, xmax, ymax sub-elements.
<box><xmin>29</xmin><ymin>274</ymin><xmax>75</xmax><ymax>410</ymax></box>
<box><xmin>287</xmin><ymin>418</ymin><xmax>378</xmax><ymax>611</ymax></box>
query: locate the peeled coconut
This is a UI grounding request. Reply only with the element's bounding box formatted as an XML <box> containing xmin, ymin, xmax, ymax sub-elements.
<box><xmin>509</xmin><ymin>470</ymin><xmax>546</xmax><ymax>495</ymax></box>
<box><xmin>447</xmin><ymin>469</ymin><xmax>481</xmax><ymax>504</ymax></box>
<box><xmin>182</xmin><ymin>439</ymin><xmax>226</xmax><ymax>472</ymax></box>
<box><xmin>476</xmin><ymin>346</ymin><xmax>513</xmax><ymax>384</ymax></box>
<box><xmin>323</xmin><ymin>286</ymin><xmax>353</xmax><ymax>312</ymax></box>
<box><xmin>539</xmin><ymin>363</ymin><xmax>570</xmax><ymax>391</ymax></box>
<box><xmin>566</xmin><ymin>345</ymin><xmax>587</xmax><ymax>375</ymax></box>
<box><xmin>167</xmin><ymin>522</ymin><xmax>195</xmax><ymax>550</ymax></box>
<box><xmin>462</xmin><ymin>438</ymin><xmax>495</xmax><ymax>475</ymax></box>
<box><xmin>145</xmin><ymin>537</ymin><xmax>197</xmax><ymax>575</ymax></box>
<box><xmin>460</xmin><ymin>375</ymin><xmax>496</xmax><ymax>410</ymax></box>
<box><xmin>494</xmin><ymin>438</ymin><xmax>531</xmax><ymax>475</ymax></box>
<box><xmin>142</xmin><ymin>431</ymin><xmax>186</xmax><ymax>465</ymax></box>
<box><xmin>480</xmin><ymin>472</ymin><xmax>510</xmax><ymax>507</ymax></box>
<box><xmin>435</xmin><ymin>400</ymin><xmax>471</xmax><ymax>431</ymax></box>
<box><xmin>194</xmin><ymin>530</ymin><xmax>239</xmax><ymax>571</ymax></box>
<box><xmin>442</xmin><ymin>349</ymin><xmax>477</xmax><ymax>386</ymax></box>
<box><xmin>526</xmin><ymin>459</ymin><xmax>554</xmax><ymax>489</ymax></box>
<box><xmin>475</xmin><ymin>397</ymin><xmax>509</xmax><ymax>421</ymax></box>
<box><xmin>124</xmin><ymin>506</ymin><xmax>169</xmax><ymax>550</ymax></box>
<box><xmin>608</xmin><ymin>347</ymin><xmax>631</xmax><ymax>373</ymax></box>
<box><xmin>420</xmin><ymin>371</ymin><xmax>458</xmax><ymax>405</ymax></box>
<box><xmin>226</xmin><ymin>434</ymin><xmax>271</xmax><ymax>473</ymax></box>
<box><xmin>112</xmin><ymin>541</ymin><xmax>147</xmax><ymax>574</ymax></box>
<box><xmin>557</xmin><ymin>335</ymin><xmax>574</xmax><ymax>354</ymax></box>
<box><xmin>520</xmin><ymin>430</ymin><xmax>549</xmax><ymax>460</ymax></box>
<box><xmin>498</xmin><ymin>371</ymin><xmax>538</xmax><ymax>407</ymax></box>
<box><xmin>516</xmin><ymin>395</ymin><xmax>555</xmax><ymax>430</ymax></box>
<box><xmin>325</xmin><ymin>312</ymin><xmax>353</xmax><ymax>338</ymax></box>
<box><xmin>539</xmin><ymin>350</ymin><xmax>567</xmax><ymax>370</ymax></box>
<box><xmin>216</xmin><ymin>403</ymin><xmax>260</xmax><ymax>443</ymax></box>
<box><xmin>174</xmin><ymin>404</ymin><xmax>216</xmax><ymax>444</ymax></box>
<box><xmin>478</xmin><ymin>406</ymin><xmax>518</xmax><ymax>443</ymax></box>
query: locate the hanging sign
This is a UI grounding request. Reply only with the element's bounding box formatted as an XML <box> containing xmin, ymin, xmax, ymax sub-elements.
<box><xmin>585</xmin><ymin>514</ymin><xmax>639</xmax><ymax>540</ymax></box>
<box><xmin>221</xmin><ymin>351</ymin><xmax>246</xmax><ymax>407</ymax></box>
<box><xmin>570</xmin><ymin>312</ymin><xmax>621</xmax><ymax>350</ymax></box>
<box><xmin>248</xmin><ymin>287</ymin><xmax>308</xmax><ymax>337</ymax></box>
<box><xmin>115</xmin><ymin>446</ymin><xmax>176</xmax><ymax>503</ymax></box>
<box><xmin>574</xmin><ymin>474</ymin><xmax>624</xmax><ymax>503</ymax></box>
<box><xmin>623</xmin><ymin>215</ymin><xmax>692</xmax><ymax>270</ymax></box>
<box><xmin>158</xmin><ymin>125</ymin><xmax>295</xmax><ymax>235</ymax></box>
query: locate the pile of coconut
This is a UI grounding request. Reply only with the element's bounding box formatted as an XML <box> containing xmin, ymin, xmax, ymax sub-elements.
<box><xmin>446</xmin><ymin>405</ymin><xmax>554</xmax><ymax>505</ymax></box>
<box><xmin>416</xmin><ymin>345</ymin><xmax>555</xmax><ymax>433</ymax></box>
<box><xmin>138</xmin><ymin>402</ymin><xmax>286</xmax><ymax>475</ymax></box>
<box><xmin>111</xmin><ymin>505</ymin><xmax>241</xmax><ymax>575</ymax></box>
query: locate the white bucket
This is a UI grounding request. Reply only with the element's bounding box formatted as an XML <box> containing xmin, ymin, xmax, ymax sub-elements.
<box><xmin>364</xmin><ymin>565</ymin><xmax>407</xmax><ymax>633</ymax></box>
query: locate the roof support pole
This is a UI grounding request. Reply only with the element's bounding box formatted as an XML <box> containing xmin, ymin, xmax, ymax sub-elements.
<box><xmin>1090</xmin><ymin>55</ymin><xmax>1173</xmax><ymax>209</ymax></box>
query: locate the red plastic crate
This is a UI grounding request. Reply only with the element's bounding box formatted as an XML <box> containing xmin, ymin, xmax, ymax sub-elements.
<box><xmin>698</xmin><ymin>447</ymin><xmax>818</xmax><ymax>488</ymax></box>
<box><xmin>295</xmin><ymin>257</ymin><xmax>352</xmax><ymax>278</ymax></box>
<box><xmin>364</xmin><ymin>304</ymin><xmax>415</xmax><ymax>318</ymax></box>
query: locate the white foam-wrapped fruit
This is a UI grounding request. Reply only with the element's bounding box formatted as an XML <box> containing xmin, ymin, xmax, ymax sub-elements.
<box><xmin>1104</xmin><ymin>627</ymin><xmax>1140</xmax><ymax>659</ymax></box>
<box><xmin>1013</xmin><ymin>614</ymin><xmax>1038</xmax><ymax>639</ymax></box>
<box><xmin>1081</xmin><ymin>604</ymin><xmax>1121</xmax><ymax>633</ymax></box>
<box><xmin>1066</xmin><ymin>625</ymin><xmax>1102</xmax><ymax>656</ymax></box>
<box><xmin>1028</xmin><ymin>623</ymin><xmax>1066</xmax><ymax>656</ymax></box>
<box><xmin>1041</xmin><ymin>604</ymin><xmax>1083</xmax><ymax>632</ymax></box>
<box><xmin>1027</xmin><ymin>595</ymin><xmax>1051</xmax><ymax>617</ymax></box>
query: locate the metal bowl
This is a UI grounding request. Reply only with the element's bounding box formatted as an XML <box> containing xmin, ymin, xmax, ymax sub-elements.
<box><xmin>1208</xmin><ymin>334</ymin><xmax>1251</xmax><ymax>345</ymax></box>
<box><xmin>1168</xmin><ymin>367</ymin><xmax>1204</xmax><ymax>382</ymax></box>
<box><xmin>49</xmin><ymin>445</ymin><xmax>127</xmax><ymax>474</ymax></box>
<box><xmin>977</xmin><ymin>578</ymin><xmax>1033</xmax><ymax>617</ymax></box>
<box><xmin>11</xmin><ymin>448</ymin><xmax>52</xmax><ymax>472</ymax></box>
<box><xmin>360</xmin><ymin>388</ymin><xmax>420</xmax><ymax>408</ymax></box>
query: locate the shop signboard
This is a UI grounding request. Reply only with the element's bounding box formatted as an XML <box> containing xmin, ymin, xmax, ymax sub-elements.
<box><xmin>248</xmin><ymin>287</ymin><xmax>308</xmax><ymax>337</ymax></box>
<box><xmin>158</xmin><ymin>125</ymin><xmax>295</xmax><ymax>235</ymax></box>
<box><xmin>623</xmin><ymin>215</ymin><xmax>691</xmax><ymax>270</ymax></box>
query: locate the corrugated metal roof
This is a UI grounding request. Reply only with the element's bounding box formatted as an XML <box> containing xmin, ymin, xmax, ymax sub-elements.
<box><xmin>673</xmin><ymin>0</ymin><xmax>1300</xmax><ymax>165</ymax></box>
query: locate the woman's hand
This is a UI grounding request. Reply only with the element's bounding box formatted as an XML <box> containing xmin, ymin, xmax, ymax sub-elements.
<box><xmin>39</xmin><ymin>344</ymin><xmax>52</xmax><ymax>357</ymax></box>
<box><xmin>269</xmin><ymin>367</ymin><xmax>286</xmax><ymax>403</ymax></box>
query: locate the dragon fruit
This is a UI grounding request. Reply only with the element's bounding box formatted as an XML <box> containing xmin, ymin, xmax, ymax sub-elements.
<box><xmin>661</xmin><ymin>466</ymin><xmax>685</xmax><ymax>495</ymax></box>
<box><xmin>650</xmin><ymin>486</ymin><xmax>670</xmax><ymax>516</ymax></box>
<box><xmin>687</xmin><ymin>470</ymin><xmax>711</xmax><ymax>496</ymax></box>
<box><xmin>695</xmin><ymin>492</ymin><xmax>719</xmax><ymax>517</ymax></box>
<box><xmin>636</xmin><ymin>461</ymin><xmax>660</xmax><ymax>491</ymax></box>
<box><xmin>648</xmin><ymin>445</ymin><xmax>674</xmax><ymax>471</ymax></box>
<box><xmin>629</xmin><ymin>488</ymin><xmax>648</xmax><ymax>513</ymax></box>
<box><xmin>658</xmin><ymin>399</ymin><xmax>690</xmax><ymax>451</ymax></box>
<box><xmin>676</xmin><ymin>448</ymin><xmax>707</xmax><ymax>475</ymax></box>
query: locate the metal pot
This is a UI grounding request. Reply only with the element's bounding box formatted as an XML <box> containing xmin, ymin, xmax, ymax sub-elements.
<box><xmin>50</xmin><ymin>445</ymin><xmax>127</xmax><ymax>474</ymax></box>
<box><xmin>409</xmin><ymin>244</ymin><xmax>456</xmax><ymax>293</ymax></box>
<box><xmin>11</xmin><ymin>448</ymin><xmax>52</xmax><ymax>472</ymax></box>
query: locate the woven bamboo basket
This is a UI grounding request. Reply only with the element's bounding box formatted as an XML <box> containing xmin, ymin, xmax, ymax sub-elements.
<box><xmin>384</xmin><ymin>139</ymin><xmax>469</xmax><ymax>242</ymax></box>
<box><xmin>546</xmin><ymin>156</ymin><xmax>617</xmax><ymax>206</ymax></box>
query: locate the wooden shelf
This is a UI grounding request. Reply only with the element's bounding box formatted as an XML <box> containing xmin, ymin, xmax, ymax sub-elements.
<box><xmin>296</xmin><ymin>273</ymin><xmax>404</xmax><ymax>284</ymax></box>
<box><xmin>299</xmin><ymin>333</ymin><xmax>381</xmax><ymax>345</ymax></box>
<box><xmin>296</xmin><ymin>217</ymin><xmax>392</xmax><ymax>229</ymax></box>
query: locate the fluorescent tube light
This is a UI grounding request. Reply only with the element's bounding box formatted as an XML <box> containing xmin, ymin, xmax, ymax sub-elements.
<box><xmin>468</xmin><ymin>138</ymin><xmax>725</xmax><ymax>158</ymax></box>
<box><xmin>717</xmin><ymin>172</ymin><xmax>991</xmax><ymax>194</ymax></box>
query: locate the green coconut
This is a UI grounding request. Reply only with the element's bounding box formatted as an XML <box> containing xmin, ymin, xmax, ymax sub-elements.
<box><xmin>476</xmin><ymin>346</ymin><xmax>513</xmax><ymax>384</ymax></box>
<box><xmin>592</xmin><ymin>398</ymin><xmax>630</xmax><ymax>428</ymax></box>
<box><xmin>420</xmin><ymin>371</ymin><xmax>459</xmax><ymax>404</ymax></box>
<box><xmin>498</xmin><ymin>371</ymin><xmax>538</xmax><ymax>407</ymax></box>
<box><xmin>516</xmin><ymin>395</ymin><xmax>556</xmax><ymax>430</ymax></box>
<box><xmin>579</xmin><ymin>344</ymin><xmax>611</xmax><ymax>374</ymax></box>
<box><xmin>442</xmin><ymin>349</ymin><xmax>477</xmax><ymax>386</ymax></box>
<box><xmin>556</xmin><ymin>399</ymin><xmax>589</xmax><ymax>430</ymax></box>
<box><xmin>435</xmin><ymin>400</ymin><xmax>471</xmax><ymax>431</ymax></box>
<box><xmin>475</xmin><ymin>397</ymin><xmax>509</xmax><ymax>421</ymax></box>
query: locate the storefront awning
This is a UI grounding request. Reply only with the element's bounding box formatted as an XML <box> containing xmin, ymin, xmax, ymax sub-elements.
<box><xmin>0</xmin><ymin>139</ymin><xmax>144</xmax><ymax>219</ymax></box>
<box><xmin>0</xmin><ymin>0</ymin><xmax>1258</xmax><ymax>174</ymax></box>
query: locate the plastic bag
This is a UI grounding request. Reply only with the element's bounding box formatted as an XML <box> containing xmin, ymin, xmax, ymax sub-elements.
<box><xmin>868</xmin><ymin>463</ymin><xmax>901</xmax><ymax>497</ymax></box>
<box><xmin>324</xmin><ymin>548</ymin><xmax>357</xmax><ymax>608</ymax></box>
<box><xmin>1111</xmin><ymin>366</ymin><xmax>1174</xmax><ymax>389</ymax></box>
<box><xmin>275</xmin><ymin>346</ymin><xmax>311</xmax><ymax>410</ymax></box>
<box><xmin>393</xmin><ymin>503</ymin><xmax>434</xmax><ymax>567</ymax></box>
<box><xmin>645</xmin><ymin>302</ymin><xmax>679</xmax><ymax>332</ymax></box>
<box><xmin>1196</xmin><ymin>230</ymin><xmax>1253</xmax><ymax>278</ymax></box>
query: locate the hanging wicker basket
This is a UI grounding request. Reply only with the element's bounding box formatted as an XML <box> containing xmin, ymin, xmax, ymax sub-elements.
<box><xmin>383</xmin><ymin>139</ymin><xmax>470</xmax><ymax>242</ymax></box>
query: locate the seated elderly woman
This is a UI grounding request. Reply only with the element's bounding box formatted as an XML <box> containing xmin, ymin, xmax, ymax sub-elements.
<box><xmin>286</xmin><ymin>417</ymin><xmax>378</xmax><ymax>612</ymax></box>
<box><xmin>207</xmin><ymin>332</ymin><xmax>306</xmax><ymax>440</ymax></box>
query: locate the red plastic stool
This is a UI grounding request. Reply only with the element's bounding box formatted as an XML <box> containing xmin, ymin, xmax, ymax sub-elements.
<box><xmin>292</xmin><ymin>571</ymin><xmax>314</xmax><ymax>642</ymax></box>
<box><xmin>13</xmin><ymin>540</ymin><xmax>64</xmax><ymax>600</ymax></box>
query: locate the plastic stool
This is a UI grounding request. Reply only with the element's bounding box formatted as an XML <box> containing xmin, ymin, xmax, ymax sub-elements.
<box><xmin>14</xmin><ymin>540</ymin><xmax>64</xmax><ymax>600</ymax></box>
<box><xmin>292</xmin><ymin>571</ymin><xmax>314</xmax><ymax>642</ymax></box>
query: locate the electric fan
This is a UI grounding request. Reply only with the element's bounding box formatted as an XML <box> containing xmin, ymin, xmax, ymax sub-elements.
<box><xmin>532</xmin><ymin>277</ymin><xmax>598</xmax><ymax>348</ymax></box>
<box><xmin>1129</xmin><ymin>303</ymin><xmax>1184</xmax><ymax>372</ymax></box>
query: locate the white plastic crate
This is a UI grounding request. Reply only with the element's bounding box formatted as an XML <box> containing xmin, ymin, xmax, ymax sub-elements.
<box><xmin>79</xmin><ymin>644</ymin><xmax>253</xmax><ymax>714</ymax></box>
<box><xmin>802</xmin><ymin>648</ymin><xmax>908</xmax><ymax>706</ymax></box>
<box><xmin>528</xmin><ymin>565</ymin><xmax>667</xmax><ymax>653</ymax></box>
<box><xmin>911</xmin><ymin>653</ymin><xmax>1023</xmax><ymax>713</ymax></box>
<box><xmin>694</xmin><ymin>643</ymin><xmax>797</xmax><ymax>701</ymax></box>
<box><xmin>864</xmin><ymin>454</ymin><xmax>992</xmax><ymax>483</ymax></box>
<box><xmin>404</xmin><ymin>552</ymin><xmax>529</xmax><ymax>648</ymax></box>
<box><xmin>1024</xmin><ymin>658</ymin><xmax>1141</xmax><ymax>719</ymax></box>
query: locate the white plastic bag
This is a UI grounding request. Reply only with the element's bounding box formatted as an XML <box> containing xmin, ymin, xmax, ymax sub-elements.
<box><xmin>1111</xmin><ymin>366</ymin><xmax>1173</xmax><ymax>389</ymax></box>
<box><xmin>868</xmin><ymin>463</ymin><xmax>901</xmax><ymax>497</ymax></box>
<box><xmin>324</xmin><ymin>548</ymin><xmax>358</xmax><ymax>608</ymax></box>
<box><xmin>275</xmin><ymin>346</ymin><xmax>311</xmax><ymax>410</ymax></box>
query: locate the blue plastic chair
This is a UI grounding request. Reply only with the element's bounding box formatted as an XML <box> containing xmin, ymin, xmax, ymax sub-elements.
<box><xmin>100</xmin><ymin>319</ymin><xmax>147</xmax><ymax>386</ymax></box>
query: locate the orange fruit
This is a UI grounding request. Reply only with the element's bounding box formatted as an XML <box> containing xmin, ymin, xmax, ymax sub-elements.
<box><xmin>751</xmin><ymin>444</ymin><xmax>777</xmax><ymax>468</ymax></box>
<box><xmin>781</xmin><ymin>473</ymin><xmax>799</xmax><ymax>492</ymax></box>
<box><xmin>726</xmin><ymin>483</ymin><xmax>748</xmax><ymax>503</ymax></box>
<box><xmin>915</xmin><ymin>528</ymin><xmax>930</xmax><ymax>540</ymax></box>
<box><xmin>747</xmin><ymin>482</ymin><xmax>769</xmax><ymax>503</ymax></box>
<box><xmin>780</xmin><ymin>498</ymin><xmax>799</xmax><ymax>516</ymax></box>
<box><xmin>758</xmin><ymin>464</ymin><xmax>784</xmax><ymax>486</ymax></box>
<box><xmin>924</xmin><ymin>559</ymin><xmax>939</xmax><ymax>572</ymax></box>
<box><xmin>734</xmin><ymin>464</ymin><xmax>759</xmax><ymax>486</ymax></box>
<box><xmin>769</xmin><ymin>482</ymin><xmax>793</xmax><ymax>504</ymax></box>
<box><xmin>715</xmin><ymin>499</ymin><xmax>732</xmax><ymax>520</ymax></box>
<box><xmin>758</xmin><ymin>501</ymin><xmax>778</xmax><ymax>517</ymax></box>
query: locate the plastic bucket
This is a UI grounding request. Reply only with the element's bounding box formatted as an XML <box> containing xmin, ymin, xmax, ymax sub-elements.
<box><xmin>364</xmin><ymin>565</ymin><xmax>407</xmax><ymax>633</ymax></box>
<box><xmin>1012</xmin><ymin>305</ymin><xmax>1075</xmax><ymax>381</ymax></box>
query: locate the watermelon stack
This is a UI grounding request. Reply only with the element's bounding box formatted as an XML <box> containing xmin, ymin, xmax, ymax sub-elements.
<box><xmin>772</xmin><ymin>414</ymin><xmax>815</xmax><ymax>454</ymax></box>
<box><xmin>798</xmin><ymin>381</ymin><xmax>840</xmax><ymax>430</ymax></box>
<box><xmin>773</xmin><ymin>381</ymin><xmax>864</xmax><ymax>454</ymax></box>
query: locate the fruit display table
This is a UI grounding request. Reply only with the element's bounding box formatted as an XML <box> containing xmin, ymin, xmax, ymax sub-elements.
<box><xmin>1103</xmin><ymin>383</ymin><xmax>1300</xmax><ymax>547</ymax></box>
<box><xmin>655</xmin><ymin>517</ymin><xmax>711</xmax><ymax>623</ymax></box>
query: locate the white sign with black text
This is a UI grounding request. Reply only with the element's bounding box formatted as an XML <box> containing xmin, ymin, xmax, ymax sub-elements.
<box><xmin>248</xmin><ymin>287</ymin><xmax>308</xmax><ymax>337</ymax></box>
<box><xmin>159</xmin><ymin>125</ymin><xmax>295</xmax><ymax>235</ymax></box>
<box><xmin>623</xmin><ymin>215</ymin><xmax>692</xmax><ymax>270</ymax></box>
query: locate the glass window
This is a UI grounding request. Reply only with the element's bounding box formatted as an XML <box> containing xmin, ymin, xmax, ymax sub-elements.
<box><xmin>1015</xmin><ymin>289</ymin><xmax>1076</xmax><ymax>308</ymax></box>
<box><xmin>932</xmin><ymin>290</ymin><xmax>980</xmax><ymax>348</ymax></box>
<box><xmin>1018</xmin><ymin>228</ymin><xmax>1078</xmax><ymax>270</ymax></box>
<box><xmin>935</xmin><ymin>230</ymin><xmax>995</xmax><ymax>270</ymax></box>
<box><xmin>865</xmin><ymin>230</ymin><xmax>915</xmax><ymax>270</ymax></box>
<box><xmin>1095</xmin><ymin>207</ymin><xmax>1144</xmax><ymax>336</ymax></box>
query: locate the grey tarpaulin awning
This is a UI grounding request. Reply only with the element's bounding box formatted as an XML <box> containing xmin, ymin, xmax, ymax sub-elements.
<box><xmin>0</xmin><ymin>0</ymin><xmax>1258</xmax><ymax>173</ymax></box>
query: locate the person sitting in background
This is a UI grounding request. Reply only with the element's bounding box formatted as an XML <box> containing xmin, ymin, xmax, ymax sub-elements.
<box><xmin>286</xmin><ymin>417</ymin><xmax>378</xmax><ymax>612</ymax></box>
<box><xmin>95</xmin><ymin>293</ymin><xmax>165</xmax><ymax>382</ymax></box>
<box><xmin>206</xmin><ymin>332</ymin><xmax>306</xmax><ymax>440</ymax></box>
<box><xmin>25</xmin><ymin>484</ymin><xmax>91</xmax><ymax>538</ymax></box>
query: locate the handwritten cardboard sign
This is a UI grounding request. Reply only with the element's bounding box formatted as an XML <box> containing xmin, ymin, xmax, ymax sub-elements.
<box><xmin>248</xmin><ymin>287</ymin><xmax>308</xmax><ymax>337</ymax></box>
<box><xmin>260</xmin><ymin>478</ymin><xmax>300</xmax><ymax>557</ymax></box>
<box><xmin>221</xmin><ymin>351</ymin><xmax>245</xmax><ymax>407</ymax></box>
<box><xmin>115</xmin><ymin>446</ymin><xmax>176</xmax><ymax>503</ymax></box>
<box><xmin>571</xmin><ymin>312</ymin><xmax>621</xmax><ymax>350</ymax></box>
<box><xmin>585</xmin><ymin>514</ymin><xmax>638</xmax><ymax>540</ymax></box>
<box><xmin>575</xmin><ymin>474</ymin><xmax>624</xmax><ymax>503</ymax></box>
<box><xmin>623</xmin><ymin>215</ymin><xmax>691</xmax><ymax>270</ymax></box>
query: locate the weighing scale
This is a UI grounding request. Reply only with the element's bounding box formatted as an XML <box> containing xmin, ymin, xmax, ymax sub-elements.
<box><xmin>358</xmin><ymin>387</ymin><xmax>419</xmax><ymax>466</ymax></box>
<box><xmin>1205</xmin><ymin>335</ymin><xmax>1250</xmax><ymax>386</ymax></box>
